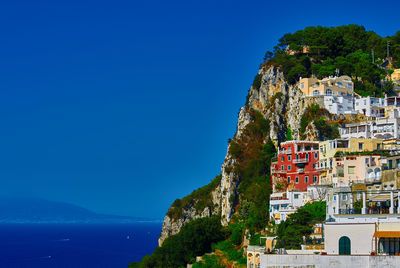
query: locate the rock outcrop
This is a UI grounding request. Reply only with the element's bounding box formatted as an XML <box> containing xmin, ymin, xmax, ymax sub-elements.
<box><xmin>158</xmin><ymin>65</ymin><xmax>320</xmax><ymax>246</ymax></box>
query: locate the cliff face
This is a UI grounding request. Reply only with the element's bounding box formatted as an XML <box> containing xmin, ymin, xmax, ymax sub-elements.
<box><xmin>158</xmin><ymin>65</ymin><xmax>320</xmax><ymax>246</ymax></box>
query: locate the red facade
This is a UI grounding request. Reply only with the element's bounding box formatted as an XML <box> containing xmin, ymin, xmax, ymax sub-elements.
<box><xmin>271</xmin><ymin>141</ymin><xmax>319</xmax><ymax>191</ymax></box>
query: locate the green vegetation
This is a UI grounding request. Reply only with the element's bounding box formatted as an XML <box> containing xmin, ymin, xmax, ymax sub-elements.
<box><xmin>130</xmin><ymin>217</ymin><xmax>226</xmax><ymax>268</ymax></box>
<box><xmin>275</xmin><ymin>201</ymin><xmax>326</xmax><ymax>249</ymax></box>
<box><xmin>252</xmin><ymin>73</ymin><xmax>263</xmax><ymax>89</ymax></box>
<box><xmin>212</xmin><ymin>240</ymin><xmax>246</xmax><ymax>265</ymax></box>
<box><xmin>228</xmin><ymin>109</ymin><xmax>277</xmax><ymax>231</ymax></box>
<box><xmin>167</xmin><ymin>174</ymin><xmax>222</xmax><ymax>220</ymax></box>
<box><xmin>192</xmin><ymin>255</ymin><xmax>224</xmax><ymax>268</ymax></box>
<box><xmin>300</xmin><ymin>104</ymin><xmax>339</xmax><ymax>140</ymax></box>
<box><xmin>286</xmin><ymin>126</ymin><xmax>293</xmax><ymax>141</ymax></box>
<box><xmin>266</xmin><ymin>25</ymin><xmax>400</xmax><ymax>96</ymax></box>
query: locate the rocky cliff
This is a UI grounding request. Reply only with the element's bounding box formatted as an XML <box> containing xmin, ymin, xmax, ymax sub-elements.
<box><xmin>158</xmin><ymin>65</ymin><xmax>322</xmax><ymax>246</ymax></box>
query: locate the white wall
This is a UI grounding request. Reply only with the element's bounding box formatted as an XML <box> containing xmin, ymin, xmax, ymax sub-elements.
<box><xmin>259</xmin><ymin>254</ymin><xmax>400</xmax><ymax>268</ymax></box>
<box><xmin>324</xmin><ymin>223</ymin><xmax>375</xmax><ymax>255</ymax></box>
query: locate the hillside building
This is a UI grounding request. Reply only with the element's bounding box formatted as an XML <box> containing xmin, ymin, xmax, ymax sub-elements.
<box><xmin>269</xmin><ymin>190</ymin><xmax>307</xmax><ymax>224</ymax></box>
<box><xmin>271</xmin><ymin>141</ymin><xmax>320</xmax><ymax>192</ymax></box>
<box><xmin>318</xmin><ymin>138</ymin><xmax>383</xmax><ymax>185</ymax></box>
<box><xmin>325</xmin><ymin>188</ymin><xmax>400</xmax><ymax>256</ymax></box>
<box><xmin>339</xmin><ymin>111</ymin><xmax>400</xmax><ymax>140</ymax></box>
<box><xmin>299</xmin><ymin>76</ymin><xmax>353</xmax><ymax>97</ymax></box>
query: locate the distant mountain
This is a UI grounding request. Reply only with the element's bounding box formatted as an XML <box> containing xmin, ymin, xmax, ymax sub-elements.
<box><xmin>0</xmin><ymin>197</ymin><xmax>161</xmax><ymax>223</ymax></box>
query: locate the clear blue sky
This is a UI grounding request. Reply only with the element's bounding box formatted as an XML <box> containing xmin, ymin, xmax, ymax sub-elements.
<box><xmin>0</xmin><ymin>0</ymin><xmax>399</xmax><ymax>218</ymax></box>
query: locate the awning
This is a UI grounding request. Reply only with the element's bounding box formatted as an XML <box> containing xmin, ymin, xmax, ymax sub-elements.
<box><xmin>369</xmin><ymin>194</ymin><xmax>391</xmax><ymax>202</ymax></box>
<box><xmin>374</xmin><ymin>231</ymin><xmax>400</xmax><ymax>238</ymax></box>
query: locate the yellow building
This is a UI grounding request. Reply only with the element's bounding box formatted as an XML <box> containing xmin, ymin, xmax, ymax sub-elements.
<box><xmin>299</xmin><ymin>75</ymin><xmax>353</xmax><ymax>97</ymax></box>
<box><xmin>392</xmin><ymin>69</ymin><xmax>400</xmax><ymax>81</ymax></box>
<box><xmin>318</xmin><ymin>138</ymin><xmax>383</xmax><ymax>185</ymax></box>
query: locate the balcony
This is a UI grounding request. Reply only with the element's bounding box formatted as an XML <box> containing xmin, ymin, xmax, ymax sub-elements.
<box><xmin>338</xmin><ymin>208</ymin><xmax>390</xmax><ymax>215</ymax></box>
<box><xmin>293</xmin><ymin>158</ymin><xmax>309</xmax><ymax>164</ymax></box>
<box><xmin>272</xmin><ymin>169</ymin><xmax>287</xmax><ymax>174</ymax></box>
<box><xmin>297</xmin><ymin>168</ymin><xmax>305</xmax><ymax>173</ymax></box>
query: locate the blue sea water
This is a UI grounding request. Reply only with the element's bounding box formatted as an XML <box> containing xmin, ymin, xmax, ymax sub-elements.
<box><xmin>0</xmin><ymin>223</ymin><xmax>162</xmax><ymax>268</ymax></box>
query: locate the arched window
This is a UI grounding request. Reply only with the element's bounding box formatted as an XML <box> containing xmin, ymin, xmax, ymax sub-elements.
<box><xmin>339</xmin><ymin>236</ymin><xmax>351</xmax><ymax>255</ymax></box>
<box><xmin>313</xmin><ymin>90</ymin><xmax>320</xmax><ymax>96</ymax></box>
<box><xmin>325</xmin><ymin>89</ymin><xmax>332</xmax><ymax>95</ymax></box>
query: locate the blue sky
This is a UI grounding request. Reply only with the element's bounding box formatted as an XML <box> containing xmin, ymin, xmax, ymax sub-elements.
<box><xmin>0</xmin><ymin>0</ymin><xmax>399</xmax><ymax>218</ymax></box>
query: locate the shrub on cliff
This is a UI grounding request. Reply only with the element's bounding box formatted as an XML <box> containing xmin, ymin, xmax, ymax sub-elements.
<box><xmin>300</xmin><ymin>104</ymin><xmax>339</xmax><ymax>141</ymax></box>
<box><xmin>130</xmin><ymin>216</ymin><xmax>226</xmax><ymax>268</ymax></box>
<box><xmin>228</xmin><ymin>109</ymin><xmax>277</xmax><ymax>230</ymax></box>
<box><xmin>275</xmin><ymin>201</ymin><xmax>326</xmax><ymax>249</ymax></box>
<box><xmin>167</xmin><ymin>174</ymin><xmax>222</xmax><ymax>220</ymax></box>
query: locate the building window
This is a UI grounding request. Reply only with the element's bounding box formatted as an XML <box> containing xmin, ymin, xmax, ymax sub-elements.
<box><xmin>301</xmin><ymin>83</ymin><xmax>304</xmax><ymax>89</ymax></box>
<box><xmin>359</xmin><ymin>143</ymin><xmax>363</xmax><ymax>150</ymax></box>
<box><xmin>288</xmin><ymin>155</ymin><xmax>291</xmax><ymax>161</ymax></box>
<box><xmin>295</xmin><ymin>177</ymin><xmax>299</xmax><ymax>183</ymax></box>
<box><xmin>294</xmin><ymin>194</ymin><xmax>299</xmax><ymax>199</ymax></box>
<box><xmin>281</xmin><ymin>165</ymin><xmax>284</xmax><ymax>170</ymax></box>
<box><xmin>288</xmin><ymin>165</ymin><xmax>291</xmax><ymax>171</ymax></box>
<box><xmin>342</xmin><ymin>195</ymin><xmax>347</xmax><ymax>200</ymax></box>
<box><xmin>314</xmin><ymin>152</ymin><xmax>318</xmax><ymax>159</ymax></box>
<box><xmin>377</xmin><ymin>144</ymin><xmax>381</xmax><ymax>150</ymax></box>
<box><xmin>334</xmin><ymin>195</ymin><xmax>336</xmax><ymax>201</ymax></box>
<box><xmin>288</xmin><ymin>177</ymin><xmax>291</xmax><ymax>183</ymax></box>
<box><xmin>348</xmin><ymin>166</ymin><xmax>355</xmax><ymax>174</ymax></box>
<box><xmin>313</xmin><ymin>90</ymin><xmax>319</xmax><ymax>96</ymax></box>
<box><xmin>313</xmin><ymin>175</ymin><xmax>318</xmax><ymax>183</ymax></box>
<box><xmin>347</xmin><ymin>83</ymin><xmax>352</xmax><ymax>89</ymax></box>
<box><xmin>281</xmin><ymin>156</ymin><xmax>284</xmax><ymax>162</ymax></box>
<box><xmin>325</xmin><ymin>89</ymin><xmax>332</xmax><ymax>95</ymax></box>
<box><xmin>305</xmin><ymin>176</ymin><xmax>309</xmax><ymax>183</ymax></box>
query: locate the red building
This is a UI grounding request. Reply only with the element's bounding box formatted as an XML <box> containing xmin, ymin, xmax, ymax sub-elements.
<box><xmin>271</xmin><ymin>141</ymin><xmax>320</xmax><ymax>191</ymax></box>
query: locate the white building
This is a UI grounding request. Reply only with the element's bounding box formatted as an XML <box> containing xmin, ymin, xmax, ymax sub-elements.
<box><xmin>269</xmin><ymin>190</ymin><xmax>306</xmax><ymax>224</ymax></box>
<box><xmin>323</xmin><ymin>95</ymin><xmax>355</xmax><ymax>115</ymax></box>
<box><xmin>339</xmin><ymin>112</ymin><xmax>400</xmax><ymax>140</ymax></box>
<box><xmin>355</xmin><ymin>96</ymin><xmax>385</xmax><ymax>117</ymax></box>
<box><xmin>324</xmin><ymin>188</ymin><xmax>400</xmax><ymax>256</ymax></box>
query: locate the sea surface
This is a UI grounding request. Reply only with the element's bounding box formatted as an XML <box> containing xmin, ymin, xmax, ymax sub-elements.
<box><xmin>0</xmin><ymin>222</ymin><xmax>162</xmax><ymax>268</ymax></box>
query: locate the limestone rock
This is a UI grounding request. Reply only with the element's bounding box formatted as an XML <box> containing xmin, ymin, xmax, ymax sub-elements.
<box><xmin>158</xmin><ymin>65</ymin><xmax>319</xmax><ymax>246</ymax></box>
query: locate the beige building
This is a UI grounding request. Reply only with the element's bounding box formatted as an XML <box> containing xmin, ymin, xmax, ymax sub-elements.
<box><xmin>330</xmin><ymin>154</ymin><xmax>382</xmax><ymax>187</ymax></box>
<box><xmin>299</xmin><ymin>75</ymin><xmax>353</xmax><ymax>97</ymax></box>
<box><xmin>392</xmin><ymin>69</ymin><xmax>400</xmax><ymax>81</ymax></box>
<box><xmin>246</xmin><ymin>246</ymin><xmax>264</xmax><ymax>268</ymax></box>
<box><xmin>318</xmin><ymin>139</ymin><xmax>383</xmax><ymax>185</ymax></box>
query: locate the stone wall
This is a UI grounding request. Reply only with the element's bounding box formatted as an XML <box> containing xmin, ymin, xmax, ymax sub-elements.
<box><xmin>258</xmin><ymin>254</ymin><xmax>400</xmax><ymax>268</ymax></box>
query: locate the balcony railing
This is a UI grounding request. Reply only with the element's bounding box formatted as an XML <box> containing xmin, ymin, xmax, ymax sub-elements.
<box><xmin>272</xmin><ymin>169</ymin><xmax>287</xmax><ymax>174</ymax></box>
<box><xmin>338</xmin><ymin>208</ymin><xmax>391</xmax><ymax>215</ymax></box>
<box><xmin>293</xmin><ymin>158</ymin><xmax>309</xmax><ymax>164</ymax></box>
<box><xmin>298</xmin><ymin>168</ymin><xmax>305</xmax><ymax>173</ymax></box>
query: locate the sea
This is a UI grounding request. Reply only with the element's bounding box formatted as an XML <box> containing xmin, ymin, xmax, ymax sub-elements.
<box><xmin>0</xmin><ymin>222</ymin><xmax>162</xmax><ymax>268</ymax></box>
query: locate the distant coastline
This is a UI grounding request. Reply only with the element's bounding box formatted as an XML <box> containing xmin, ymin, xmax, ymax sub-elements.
<box><xmin>0</xmin><ymin>197</ymin><xmax>162</xmax><ymax>224</ymax></box>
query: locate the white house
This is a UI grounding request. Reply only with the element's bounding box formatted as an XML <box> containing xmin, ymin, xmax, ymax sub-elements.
<box><xmin>355</xmin><ymin>96</ymin><xmax>385</xmax><ymax>117</ymax></box>
<box><xmin>269</xmin><ymin>190</ymin><xmax>306</xmax><ymax>224</ymax></box>
<box><xmin>324</xmin><ymin>188</ymin><xmax>400</xmax><ymax>256</ymax></box>
<box><xmin>339</xmin><ymin>112</ymin><xmax>400</xmax><ymax>140</ymax></box>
